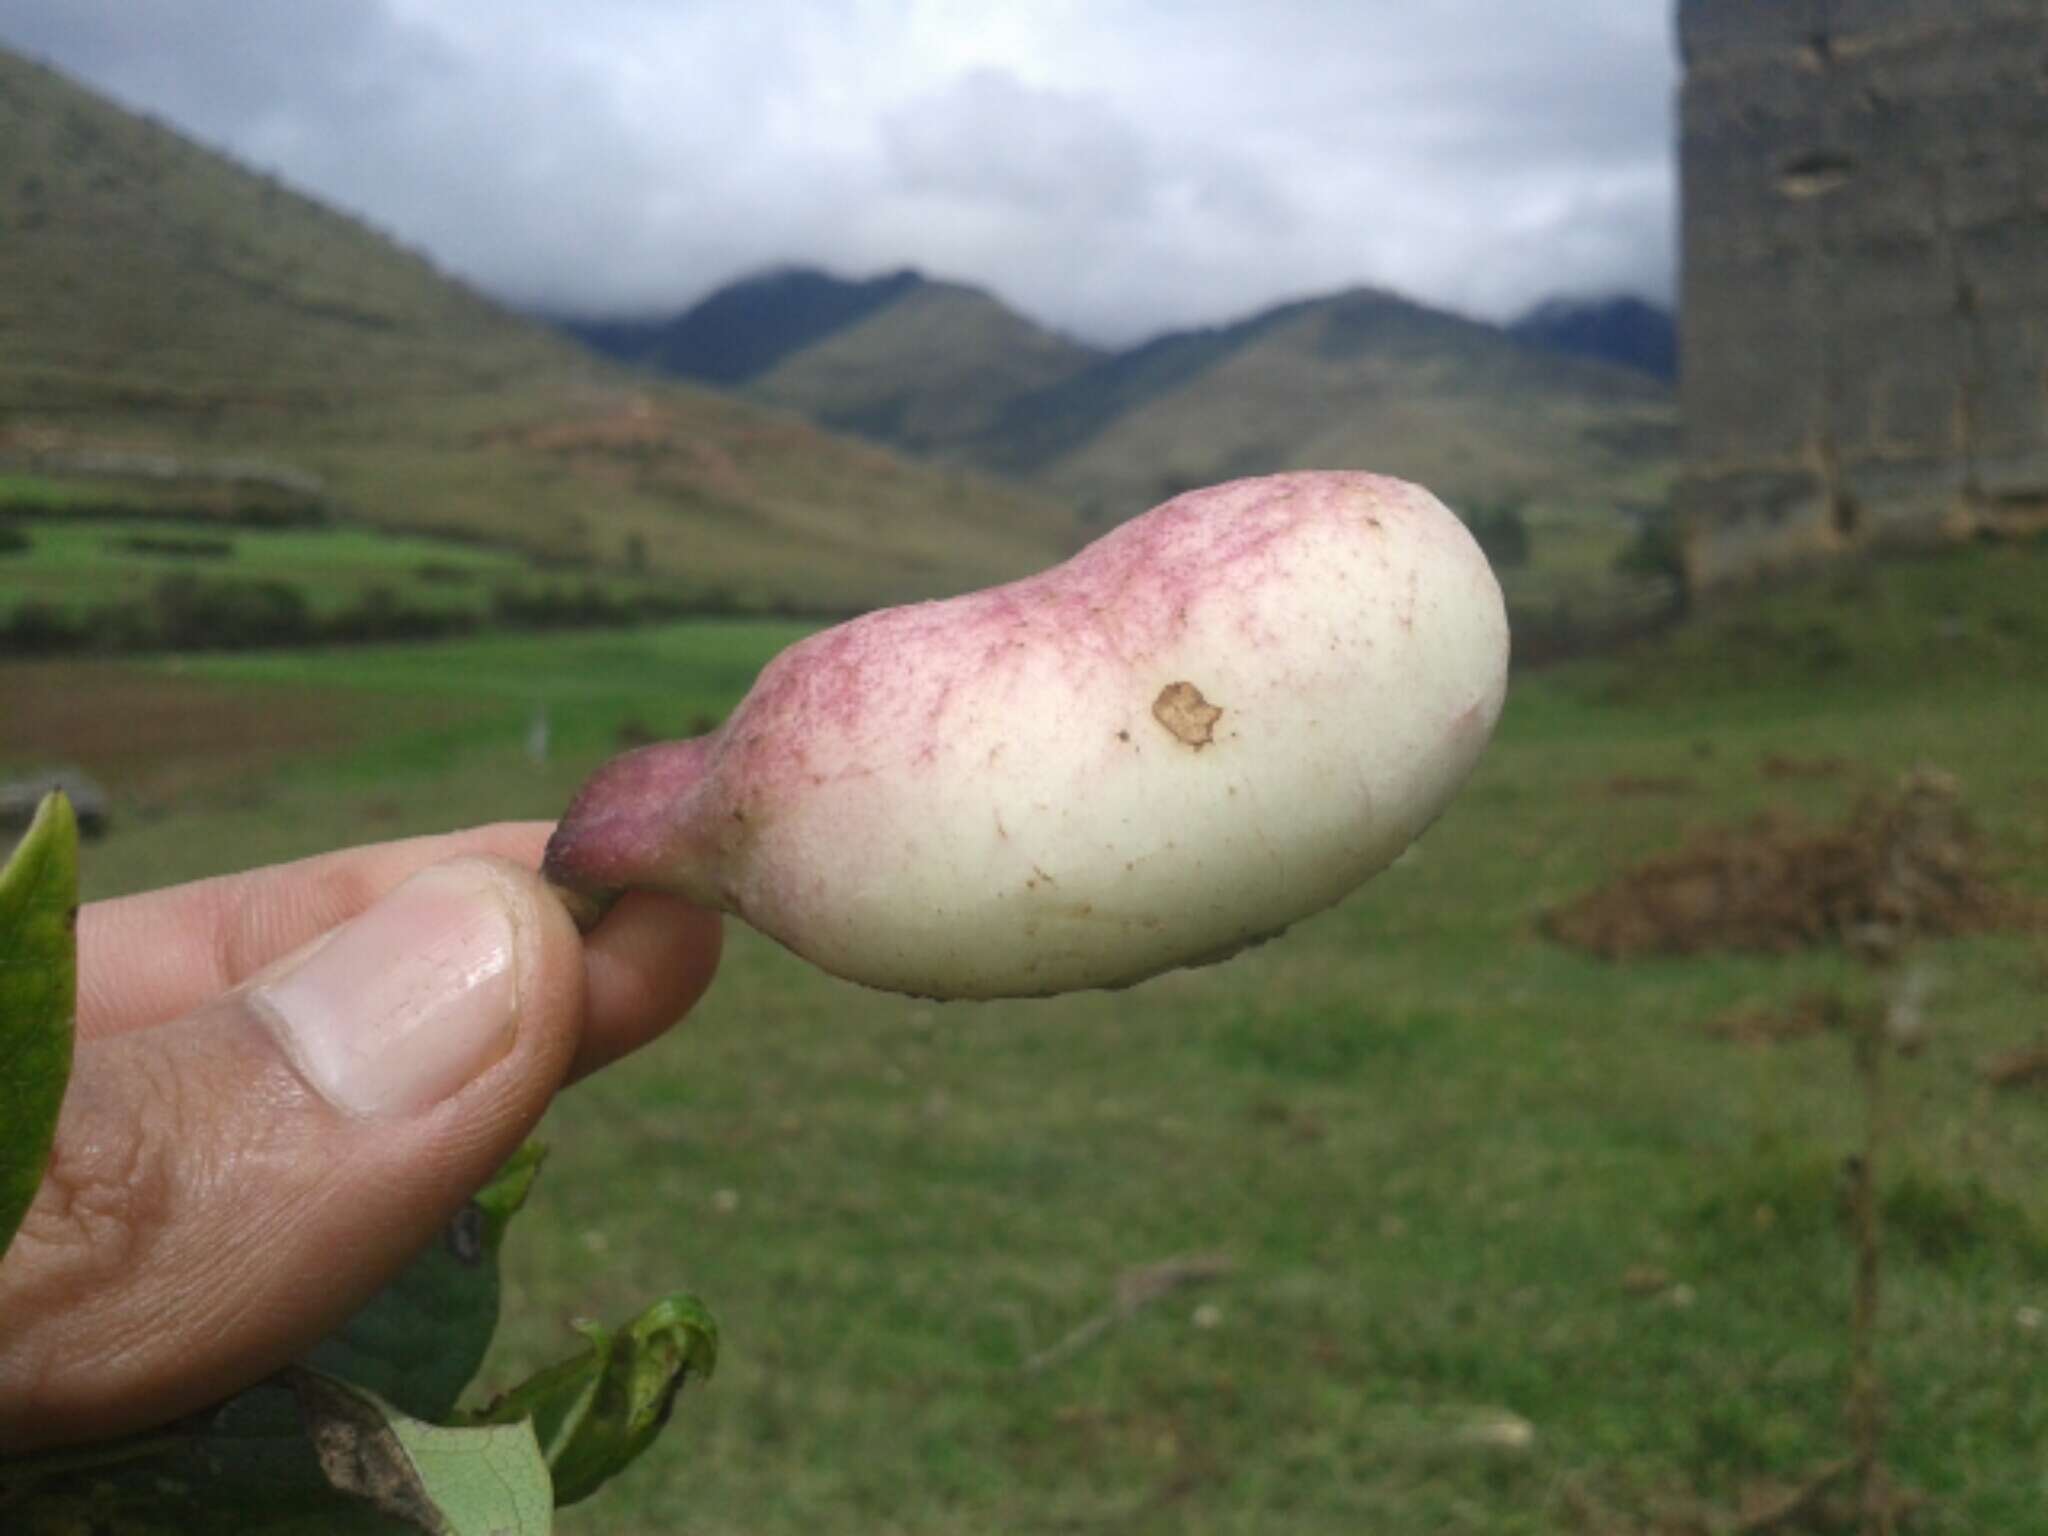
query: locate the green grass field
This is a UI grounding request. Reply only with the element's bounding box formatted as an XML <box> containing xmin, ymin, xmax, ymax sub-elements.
<box><xmin>0</xmin><ymin>515</ymin><xmax>534</xmax><ymax>615</ymax></box>
<box><xmin>0</xmin><ymin>466</ymin><xmax>768</xmax><ymax>636</ymax></box>
<box><xmin>5</xmin><ymin>544</ymin><xmax>2045</xmax><ymax>1533</ymax></box>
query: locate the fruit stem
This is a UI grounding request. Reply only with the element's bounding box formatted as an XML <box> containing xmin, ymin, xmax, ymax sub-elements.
<box><xmin>546</xmin><ymin>878</ymin><xmax>620</xmax><ymax>935</ymax></box>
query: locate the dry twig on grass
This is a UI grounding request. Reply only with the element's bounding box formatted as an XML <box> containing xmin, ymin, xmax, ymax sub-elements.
<box><xmin>1983</xmin><ymin>1043</ymin><xmax>2048</xmax><ymax>1091</ymax></box>
<box><xmin>1734</xmin><ymin>1457</ymin><xmax>1853</xmax><ymax>1534</ymax></box>
<box><xmin>1020</xmin><ymin>1253</ymin><xmax>1236</xmax><ymax>1376</ymax></box>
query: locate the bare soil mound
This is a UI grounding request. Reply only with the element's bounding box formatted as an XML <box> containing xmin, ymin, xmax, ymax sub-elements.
<box><xmin>1698</xmin><ymin>990</ymin><xmax>1849</xmax><ymax>1045</ymax></box>
<box><xmin>1543</xmin><ymin>771</ymin><xmax>2035</xmax><ymax>959</ymax></box>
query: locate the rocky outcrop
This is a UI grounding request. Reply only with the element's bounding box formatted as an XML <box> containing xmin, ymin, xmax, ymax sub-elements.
<box><xmin>1677</xmin><ymin>0</ymin><xmax>2048</xmax><ymax>588</ymax></box>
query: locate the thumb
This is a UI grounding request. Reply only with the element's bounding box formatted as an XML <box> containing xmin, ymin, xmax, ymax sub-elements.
<box><xmin>0</xmin><ymin>856</ymin><xmax>587</xmax><ymax>1451</ymax></box>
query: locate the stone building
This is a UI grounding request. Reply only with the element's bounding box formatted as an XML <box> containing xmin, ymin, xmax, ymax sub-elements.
<box><xmin>1676</xmin><ymin>0</ymin><xmax>2048</xmax><ymax>588</ymax></box>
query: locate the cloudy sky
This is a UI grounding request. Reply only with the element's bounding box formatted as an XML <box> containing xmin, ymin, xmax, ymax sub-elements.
<box><xmin>0</xmin><ymin>1</ymin><xmax>1678</xmax><ymax>346</ymax></box>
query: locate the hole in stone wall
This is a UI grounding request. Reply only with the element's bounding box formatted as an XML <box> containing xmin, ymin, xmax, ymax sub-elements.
<box><xmin>1990</xmin><ymin>487</ymin><xmax>2048</xmax><ymax>511</ymax></box>
<box><xmin>1778</xmin><ymin>151</ymin><xmax>1856</xmax><ymax>200</ymax></box>
<box><xmin>1832</xmin><ymin>490</ymin><xmax>1862</xmax><ymax>540</ymax></box>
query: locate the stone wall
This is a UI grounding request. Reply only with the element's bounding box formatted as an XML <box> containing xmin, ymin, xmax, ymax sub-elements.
<box><xmin>1677</xmin><ymin>0</ymin><xmax>2048</xmax><ymax>588</ymax></box>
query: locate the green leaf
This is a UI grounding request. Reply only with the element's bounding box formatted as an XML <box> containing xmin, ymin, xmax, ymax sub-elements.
<box><xmin>2</xmin><ymin>1379</ymin><xmax>414</xmax><ymax>1533</ymax></box>
<box><xmin>6</xmin><ymin>1372</ymin><xmax>554</xmax><ymax>1533</ymax></box>
<box><xmin>0</xmin><ymin>791</ymin><xmax>78</xmax><ymax>1263</ymax></box>
<box><xmin>293</xmin><ymin>1369</ymin><xmax>553</xmax><ymax>1535</ymax></box>
<box><xmin>466</xmin><ymin>1292</ymin><xmax>718</xmax><ymax>1506</ymax></box>
<box><xmin>471</xmin><ymin>1141</ymin><xmax>547</xmax><ymax>1244</ymax></box>
<box><xmin>303</xmin><ymin>1143</ymin><xmax>547</xmax><ymax>1418</ymax></box>
<box><xmin>1</xmin><ymin>1147</ymin><xmax>559</xmax><ymax>1532</ymax></box>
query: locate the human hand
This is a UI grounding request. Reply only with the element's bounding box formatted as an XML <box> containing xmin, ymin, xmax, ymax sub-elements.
<box><xmin>0</xmin><ymin>823</ymin><xmax>720</xmax><ymax>1452</ymax></box>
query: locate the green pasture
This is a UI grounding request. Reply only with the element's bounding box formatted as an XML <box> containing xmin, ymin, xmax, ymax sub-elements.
<box><xmin>0</xmin><ymin>515</ymin><xmax>536</xmax><ymax>617</ymax></box>
<box><xmin>0</xmin><ymin>463</ymin><xmax>1667</xmax><ymax>656</ymax></box>
<box><xmin>0</xmin><ymin>472</ymin><xmax>101</xmax><ymax>506</ymax></box>
<box><xmin>5</xmin><ymin>543</ymin><xmax>2046</xmax><ymax>1532</ymax></box>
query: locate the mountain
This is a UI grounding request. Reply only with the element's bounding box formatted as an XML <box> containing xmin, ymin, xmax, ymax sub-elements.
<box><xmin>750</xmin><ymin>279</ymin><xmax>1101</xmax><ymax>455</ymax></box>
<box><xmin>564</xmin><ymin>267</ymin><xmax>926</xmax><ymax>386</ymax></box>
<box><xmin>959</xmin><ymin>307</ymin><xmax>1291</xmax><ymax>485</ymax></box>
<box><xmin>567</xmin><ymin>274</ymin><xmax>1678</xmax><ymax>529</ymax></box>
<box><xmin>0</xmin><ymin>49</ymin><xmax>1079</xmax><ymax>612</ymax></box>
<box><xmin>984</xmin><ymin>288</ymin><xmax>1677</xmax><ymax>525</ymax></box>
<box><xmin>1510</xmin><ymin>296</ymin><xmax>1678</xmax><ymax>381</ymax></box>
<box><xmin>562</xmin><ymin>268</ymin><xmax>1103</xmax><ymax>457</ymax></box>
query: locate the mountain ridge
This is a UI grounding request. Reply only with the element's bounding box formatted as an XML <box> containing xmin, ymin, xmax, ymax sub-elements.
<box><xmin>1016</xmin><ymin>286</ymin><xmax>1674</xmax><ymax>522</ymax></box>
<box><xmin>1509</xmin><ymin>295</ymin><xmax>1678</xmax><ymax>381</ymax></box>
<box><xmin>564</xmin><ymin>266</ymin><xmax>930</xmax><ymax>386</ymax></box>
<box><xmin>559</xmin><ymin>267</ymin><xmax>1678</xmax><ymax>525</ymax></box>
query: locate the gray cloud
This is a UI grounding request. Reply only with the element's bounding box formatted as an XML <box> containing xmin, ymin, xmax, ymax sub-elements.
<box><xmin>0</xmin><ymin>0</ymin><xmax>1677</xmax><ymax>345</ymax></box>
<box><xmin>883</xmin><ymin>71</ymin><xmax>1154</xmax><ymax>215</ymax></box>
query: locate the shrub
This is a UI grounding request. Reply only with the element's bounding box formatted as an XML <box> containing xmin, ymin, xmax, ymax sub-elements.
<box><xmin>1463</xmin><ymin>500</ymin><xmax>1531</xmax><ymax>569</ymax></box>
<box><xmin>149</xmin><ymin>573</ymin><xmax>316</xmax><ymax>650</ymax></box>
<box><xmin>491</xmin><ymin>581</ymin><xmax>634</xmax><ymax>630</ymax></box>
<box><xmin>78</xmin><ymin>598</ymin><xmax>156</xmax><ymax>652</ymax></box>
<box><xmin>0</xmin><ymin>600</ymin><xmax>84</xmax><ymax>653</ymax></box>
<box><xmin>1614</xmin><ymin>511</ymin><xmax>1687</xmax><ymax>586</ymax></box>
<box><xmin>114</xmin><ymin>533</ymin><xmax>235</xmax><ymax>559</ymax></box>
<box><xmin>323</xmin><ymin>585</ymin><xmax>476</xmax><ymax>644</ymax></box>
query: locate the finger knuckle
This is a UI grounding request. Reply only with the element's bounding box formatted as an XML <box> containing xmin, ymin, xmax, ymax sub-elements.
<box><xmin>0</xmin><ymin>1056</ymin><xmax>195</xmax><ymax>1433</ymax></box>
<box><xmin>0</xmin><ymin>1041</ymin><xmax>197</xmax><ymax>1333</ymax></box>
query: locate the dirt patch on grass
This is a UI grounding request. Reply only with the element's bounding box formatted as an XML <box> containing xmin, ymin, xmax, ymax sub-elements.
<box><xmin>481</xmin><ymin>399</ymin><xmax>758</xmax><ymax>501</ymax></box>
<box><xmin>0</xmin><ymin>660</ymin><xmax>455</xmax><ymax>803</ymax></box>
<box><xmin>1598</xmin><ymin>773</ymin><xmax>1698</xmax><ymax>798</ymax></box>
<box><xmin>1759</xmin><ymin>751</ymin><xmax>1854</xmax><ymax>782</ymax></box>
<box><xmin>1544</xmin><ymin>771</ymin><xmax>2037</xmax><ymax>959</ymax></box>
<box><xmin>1559</xmin><ymin>1466</ymin><xmax>1928</xmax><ymax>1535</ymax></box>
<box><xmin>1984</xmin><ymin>1044</ymin><xmax>2048</xmax><ymax>1091</ymax></box>
<box><xmin>1698</xmin><ymin>990</ymin><xmax>1851</xmax><ymax>1046</ymax></box>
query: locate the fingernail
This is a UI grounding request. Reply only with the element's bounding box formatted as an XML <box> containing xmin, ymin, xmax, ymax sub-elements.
<box><xmin>254</xmin><ymin>862</ymin><xmax>522</xmax><ymax>1117</ymax></box>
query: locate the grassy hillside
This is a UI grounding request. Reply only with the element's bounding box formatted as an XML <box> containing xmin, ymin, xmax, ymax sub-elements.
<box><xmin>0</xmin><ymin>50</ymin><xmax>1081</xmax><ymax>612</ymax></box>
<box><xmin>966</xmin><ymin>305</ymin><xmax>1295</xmax><ymax>486</ymax></box>
<box><xmin>7</xmin><ymin>541</ymin><xmax>2044</xmax><ymax>1533</ymax></box>
<box><xmin>753</xmin><ymin>279</ymin><xmax>1101</xmax><ymax>455</ymax></box>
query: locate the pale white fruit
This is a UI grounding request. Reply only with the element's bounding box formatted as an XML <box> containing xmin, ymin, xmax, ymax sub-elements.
<box><xmin>546</xmin><ymin>471</ymin><xmax>1508</xmax><ymax>998</ymax></box>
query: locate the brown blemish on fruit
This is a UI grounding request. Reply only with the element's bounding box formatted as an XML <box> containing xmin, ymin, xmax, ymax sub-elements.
<box><xmin>1152</xmin><ymin>681</ymin><xmax>1222</xmax><ymax>749</ymax></box>
<box><xmin>719</xmin><ymin>798</ymin><xmax>768</xmax><ymax>866</ymax></box>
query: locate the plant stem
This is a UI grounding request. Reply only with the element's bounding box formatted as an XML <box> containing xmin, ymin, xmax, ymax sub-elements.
<box><xmin>1848</xmin><ymin>1009</ymin><xmax>1889</xmax><ymax>1535</ymax></box>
